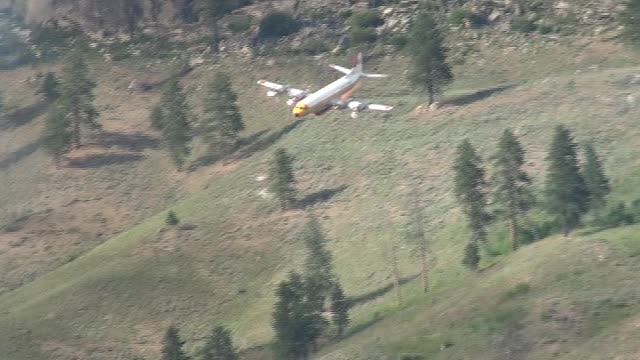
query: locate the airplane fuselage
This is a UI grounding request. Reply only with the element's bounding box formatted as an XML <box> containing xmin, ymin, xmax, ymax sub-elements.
<box><xmin>293</xmin><ymin>72</ymin><xmax>362</xmax><ymax>117</ymax></box>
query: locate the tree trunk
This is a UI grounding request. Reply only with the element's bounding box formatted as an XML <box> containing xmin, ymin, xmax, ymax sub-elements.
<box><xmin>391</xmin><ymin>243</ymin><xmax>402</xmax><ymax>305</ymax></box>
<box><xmin>509</xmin><ymin>217</ymin><xmax>519</xmax><ymax>250</ymax></box>
<box><xmin>420</xmin><ymin>244</ymin><xmax>429</xmax><ymax>293</ymax></box>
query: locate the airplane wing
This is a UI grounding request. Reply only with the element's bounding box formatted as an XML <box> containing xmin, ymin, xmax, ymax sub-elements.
<box><xmin>257</xmin><ymin>80</ymin><xmax>308</xmax><ymax>99</ymax></box>
<box><xmin>331</xmin><ymin>99</ymin><xmax>393</xmax><ymax>118</ymax></box>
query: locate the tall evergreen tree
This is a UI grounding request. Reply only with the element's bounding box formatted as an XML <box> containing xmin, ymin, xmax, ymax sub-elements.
<box><xmin>493</xmin><ymin>129</ymin><xmax>534</xmax><ymax>250</ymax></box>
<box><xmin>330</xmin><ymin>283</ymin><xmax>350</xmax><ymax>337</ymax></box>
<box><xmin>272</xmin><ymin>272</ymin><xmax>326</xmax><ymax>360</ymax></box>
<box><xmin>453</xmin><ymin>139</ymin><xmax>490</xmax><ymax>269</ymax></box>
<box><xmin>582</xmin><ymin>143</ymin><xmax>610</xmax><ymax>214</ymax></box>
<box><xmin>160</xmin><ymin>76</ymin><xmax>193</xmax><ymax>170</ymax></box>
<box><xmin>43</xmin><ymin>101</ymin><xmax>71</xmax><ymax>165</ymax></box>
<box><xmin>300</xmin><ymin>216</ymin><xmax>336</xmax><ymax>294</ymax></box>
<box><xmin>60</xmin><ymin>49</ymin><xmax>99</xmax><ymax>149</ymax></box>
<box><xmin>199</xmin><ymin>326</ymin><xmax>238</xmax><ymax>360</ymax></box>
<box><xmin>38</xmin><ymin>72</ymin><xmax>60</xmax><ymax>101</ymax></box>
<box><xmin>204</xmin><ymin>0</ymin><xmax>233</xmax><ymax>52</ymax></box>
<box><xmin>545</xmin><ymin>125</ymin><xmax>590</xmax><ymax>235</ymax></box>
<box><xmin>269</xmin><ymin>148</ymin><xmax>298</xmax><ymax>210</ymax></box>
<box><xmin>162</xmin><ymin>326</ymin><xmax>190</xmax><ymax>360</ymax></box>
<box><xmin>407</xmin><ymin>11</ymin><xmax>453</xmax><ymax>105</ymax></box>
<box><xmin>199</xmin><ymin>72</ymin><xmax>244</xmax><ymax>156</ymax></box>
<box><xmin>621</xmin><ymin>0</ymin><xmax>640</xmax><ymax>46</ymax></box>
<box><xmin>405</xmin><ymin>201</ymin><xmax>429</xmax><ymax>292</ymax></box>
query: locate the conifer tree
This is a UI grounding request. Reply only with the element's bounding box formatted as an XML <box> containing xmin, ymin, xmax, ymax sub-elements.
<box><xmin>269</xmin><ymin>148</ymin><xmax>297</xmax><ymax>210</ymax></box>
<box><xmin>407</xmin><ymin>11</ymin><xmax>453</xmax><ymax>105</ymax></box>
<box><xmin>493</xmin><ymin>129</ymin><xmax>533</xmax><ymax>250</ymax></box>
<box><xmin>453</xmin><ymin>139</ymin><xmax>490</xmax><ymax>269</ymax></box>
<box><xmin>330</xmin><ymin>283</ymin><xmax>350</xmax><ymax>337</ymax></box>
<box><xmin>60</xmin><ymin>50</ymin><xmax>99</xmax><ymax>149</ymax></box>
<box><xmin>582</xmin><ymin>143</ymin><xmax>610</xmax><ymax>214</ymax></box>
<box><xmin>43</xmin><ymin>102</ymin><xmax>71</xmax><ymax>165</ymax></box>
<box><xmin>160</xmin><ymin>76</ymin><xmax>193</xmax><ymax>170</ymax></box>
<box><xmin>272</xmin><ymin>272</ymin><xmax>326</xmax><ymax>360</ymax></box>
<box><xmin>545</xmin><ymin>125</ymin><xmax>590</xmax><ymax>235</ymax></box>
<box><xmin>199</xmin><ymin>72</ymin><xmax>244</xmax><ymax>156</ymax></box>
<box><xmin>161</xmin><ymin>326</ymin><xmax>190</xmax><ymax>360</ymax></box>
<box><xmin>406</xmin><ymin>201</ymin><xmax>429</xmax><ymax>292</ymax></box>
<box><xmin>166</xmin><ymin>210</ymin><xmax>180</xmax><ymax>226</ymax></box>
<box><xmin>199</xmin><ymin>326</ymin><xmax>238</xmax><ymax>360</ymax></box>
<box><xmin>301</xmin><ymin>216</ymin><xmax>336</xmax><ymax>294</ymax></box>
<box><xmin>621</xmin><ymin>0</ymin><xmax>640</xmax><ymax>46</ymax></box>
<box><xmin>462</xmin><ymin>241</ymin><xmax>480</xmax><ymax>270</ymax></box>
<box><xmin>38</xmin><ymin>72</ymin><xmax>60</xmax><ymax>101</ymax></box>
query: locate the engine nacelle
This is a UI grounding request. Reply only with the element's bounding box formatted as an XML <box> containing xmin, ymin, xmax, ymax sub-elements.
<box><xmin>348</xmin><ymin>101</ymin><xmax>366</xmax><ymax>112</ymax></box>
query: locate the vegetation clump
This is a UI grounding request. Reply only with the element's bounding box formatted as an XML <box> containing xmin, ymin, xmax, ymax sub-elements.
<box><xmin>259</xmin><ymin>12</ymin><xmax>298</xmax><ymax>38</ymax></box>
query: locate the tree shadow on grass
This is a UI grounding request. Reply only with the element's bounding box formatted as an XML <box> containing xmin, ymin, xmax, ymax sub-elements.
<box><xmin>347</xmin><ymin>273</ymin><xmax>421</xmax><ymax>307</ymax></box>
<box><xmin>66</xmin><ymin>153</ymin><xmax>145</xmax><ymax>168</ymax></box>
<box><xmin>236</xmin><ymin>119</ymin><xmax>306</xmax><ymax>160</ymax></box>
<box><xmin>296</xmin><ymin>185</ymin><xmax>348</xmax><ymax>209</ymax></box>
<box><xmin>442</xmin><ymin>84</ymin><xmax>516</xmax><ymax>107</ymax></box>
<box><xmin>189</xmin><ymin>129</ymin><xmax>271</xmax><ymax>170</ymax></box>
<box><xmin>0</xmin><ymin>141</ymin><xmax>40</xmax><ymax>169</ymax></box>
<box><xmin>95</xmin><ymin>131</ymin><xmax>160</xmax><ymax>152</ymax></box>
<box><xmin>341</xmin><ymin>316</ymin><xmax>385</xmax><ymax>341</ymax></box>
<box><xmin>0</xmin><ymin>100</ymin><xmax>50</xmax><ymax>130</ymax></box>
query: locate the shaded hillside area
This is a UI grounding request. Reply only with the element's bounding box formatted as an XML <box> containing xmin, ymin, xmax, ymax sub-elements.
<box><xmin>1</xmin><ymin>27</ymin><xmax>640</xmax><ymax>360</ymax></box>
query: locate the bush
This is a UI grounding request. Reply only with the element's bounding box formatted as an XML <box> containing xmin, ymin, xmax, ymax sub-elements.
<box><xmin>228</xmin><ymin>15</ymin><xmax>252</xmax><ymax>33</ymax></box>
<box><xmin>519</xmin><ymin>219</ymin><xmax>561</xmax><ymax>245</ymax></box>
<box><xmin>300</xmin><ymin>38</ymin><xmax>329</xmax><ymax>55</ymax></box>
<box><xmin>350</xmin><ymin>27</ymin><xmax>377</xmax><ymax>45</ymax></box>
<box><xmin>349</xmin><ymin>10</ymin><xmax>384</xmax><ymax>28</ymax></box>
<box><xmin>386</xmin><ymin>34</ymin><xmax>408</xmax><ymax>49</ymax></box>
<box><xmin>259</xmin><ymin>12</ymin><xmax>298</xmax><ymax>38</ymax></box>
<box><xmin>537</xmin><ymin>23</ymin><xmax>554</xmax><ymax>34</ymax></box>
<box><xmin>165</xmin><ymin>210</ymin><xmax>180</xmax><ymax>226</ymax></box>
<box><xmin>595</xmin><ymin>202</ymin><xmax>636</xmax><ymax>228</ymax></box>
<box><xmin>448</xmin><ymin>8</ymin><xmax>484</xmax><ymax>27</ymax></box>
<box><xmin>511</xmin><ymin>17</ymin><xmax>537</xmax><ymax>33</ymax></box>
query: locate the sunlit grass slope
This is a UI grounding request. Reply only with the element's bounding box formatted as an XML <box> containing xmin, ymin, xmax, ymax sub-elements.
<box><xmin>1</xmin><ymin>34</ymin><xmax>640</xmax><ymax>360</ymax></box>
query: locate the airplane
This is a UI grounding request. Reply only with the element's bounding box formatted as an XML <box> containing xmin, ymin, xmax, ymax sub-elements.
<box><xmin>257</xmin><ymin>53</ymin><xmax>393</xmax><ymax>119</ymax></box>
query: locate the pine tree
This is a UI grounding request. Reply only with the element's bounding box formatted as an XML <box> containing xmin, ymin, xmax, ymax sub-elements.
<box><xmin>166</xmin><ymin>210</ymin><xmax>180</xmax><ymax>226</ymax></box>
<box><xmin>407</xmin><ymin>11</ymin><xmax>453</xmax><ymax>105</ymax></box>
<box><xmin>545</xmin><ymin>125</ymin><xmax>590</xmax><ymax>235</ymax></box>
<box><xmin>269</xmin><ymin>148</ymin><xmax>297</xmax><ymax>210</ymax></box>
<box><xmin>621</xmin><ymin>0</ymin><xmax>640</xmax><ymax>46</ymax></box>
<box><xmin>161</xmin><ymin>326</ymin><xmax>190</xmax><ymax>360</ymax></box>
<box><xmin>204</xmin><ymin>0</ymin><xmax>234</xmax><ymax>51</ymax></box>
<box><xmin>199</xmin><ymin>72</ymin><xmax>244</xmax><ymax>156</ymax></box>
<box><xmin>160</xmin><ymin>76</ymin><xmax>193</xmax><ymax>170</ymax></box>
<box><xmin>453</xmin><ymin>139</ymin><xmax>490</xmax><ymax>269</ymax></box>
<box><xmin>272</xmin><ymin>272</ymin><xmax>326</xmax><ymax>360</ymax></box>
<box><xmin>493</xmin><ymin>129</ymin><xmax>534</xmax><ymax>250</ymax></box>
<box><xmin>582</xmin><ymin>143</ymin><xmax>610</xmax><ymax>214</ymax></box>
<box><xmin>60</xmin><ymin>49</ymin><xmax>99</xmax><ymax>149</ymax></box>
<box><xmin>406</xmin><ymin>201</ymin><xmax>429</xmax><ymax>292</ymax></box>
<box><xmin>300</xmin><ymin>216</ymin><xmax>335</xmax><ymax>294</ymax></box>
<box><xmin>199</xmin><ymin>326</ymin><xmax>238</xmax><ymax>360</ymax></box>
<box><xmin>462</xmin><ymin>241</ymin><xmax>480</xmax><ymax>270</ymax></box>
<box><xmin>38</xmin><ymin>72</ymin><xmax>61</xmax><ymax>101</ymax></box>
<box><xmin>330</xmin><ymin>283</ymin><xmax>350</xmax><ymax>337</ymax></box>
<box><xmin>43</xmin><ymin>101</ymin><xmax>71</xmax><ymax>165</ymax></box>
<box><xmin>150</xmin><ymin>105</ymin><xmax>165</xmax><ymax>130</ymax></box>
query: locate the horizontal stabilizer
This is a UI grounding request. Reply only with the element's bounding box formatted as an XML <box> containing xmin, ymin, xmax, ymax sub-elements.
<box><xmin>367</xmin><ymin>104</ymin><xmax>393</xmax><ymax>111</ymax></box>
<box><xmin>266</xmin><ymin>90</ymin><xmax>279</xmax><ymax>97</ymax></box>
<box><xmin>363</xmin><ymin>73</ymin><xmax>389</xmax><ymax>79</ymax></box>
<box><xmin>329</xmin><ymin>64</ymin><xmax>351</xmax><ymax>74</ymax></box>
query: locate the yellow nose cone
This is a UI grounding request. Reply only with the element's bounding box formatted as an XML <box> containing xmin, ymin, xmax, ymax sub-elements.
<box><xmin>293</xmin><ymin>102</ymin><xmax>308</xmax><ymax>117</ymax></box>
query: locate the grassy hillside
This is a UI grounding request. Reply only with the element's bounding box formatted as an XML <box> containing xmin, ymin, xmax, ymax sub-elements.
<box><xmin>1</xmin><ymin>31</ymin><xmax>640</xmax><ymax>360</ymax></box>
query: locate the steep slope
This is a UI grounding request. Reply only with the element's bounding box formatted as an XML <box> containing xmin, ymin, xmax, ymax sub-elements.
<box><xmin>1</xmin><ymin>32</ymin><xmax>640</xmax><ymax>360</ymax></box>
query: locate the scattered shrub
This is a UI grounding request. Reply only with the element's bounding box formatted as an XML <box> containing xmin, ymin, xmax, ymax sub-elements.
<box><xmin>448</xmin><ymin>8</ymin><xmax>484</xmax><ymax>27</ymax></box>
<box><xmin>228</xmin><ymin>15</ymin><xmax>252</xmax><ymax>33</ymax></box>
<box><xmin>350</xmin><ymin>27</ymin><xmax>377</xmax><ymax>45</ymax></box>
<box><xmin>537</xmin><ymin>23</ymin><xmax>554</xmax><ymax>34</ymax></box>
<box><xmin>300</xmin><ymin>38</ymin><xmax>329</xmax><ymax>55</ymax></box>
<box><xmin>259</xmin><ymin>12</ymin><xmax>298</xmax><ymax>38</ymax></box>
<box><xmin>511</xmin><ymin>17</ymin><xmax>537</xmax><ymax>33</ymax></box>
<box><xmin>519</xmin><ymin>219</ymin><xmax>561</xmax><ymax>245</ymax></box>
<box><xmin>386</xmin><ymin>34</ymin><xmax>408</xmax><ymax>49</ymax></box>
<box><xmin>349</xmin><ymin>10</ymin><xmax>384</xmax><ymax>28</ymax></box>
<box><xmin>594</xmin><ymin>202</ymin><xmax>636</xmax><ymax>228</ymax></box>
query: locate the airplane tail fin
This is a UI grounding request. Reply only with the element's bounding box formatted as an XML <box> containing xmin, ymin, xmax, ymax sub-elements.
<box><xmin>353</xmin><ymin>52</ymin><xmax>388</xmax><ymax>78</ymax></box>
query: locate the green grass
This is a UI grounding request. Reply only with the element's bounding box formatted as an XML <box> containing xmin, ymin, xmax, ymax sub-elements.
<box><xmin>1</xmin><ymin>32</ymin><xmax>640</xmax><ymax>360</ymax></box>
